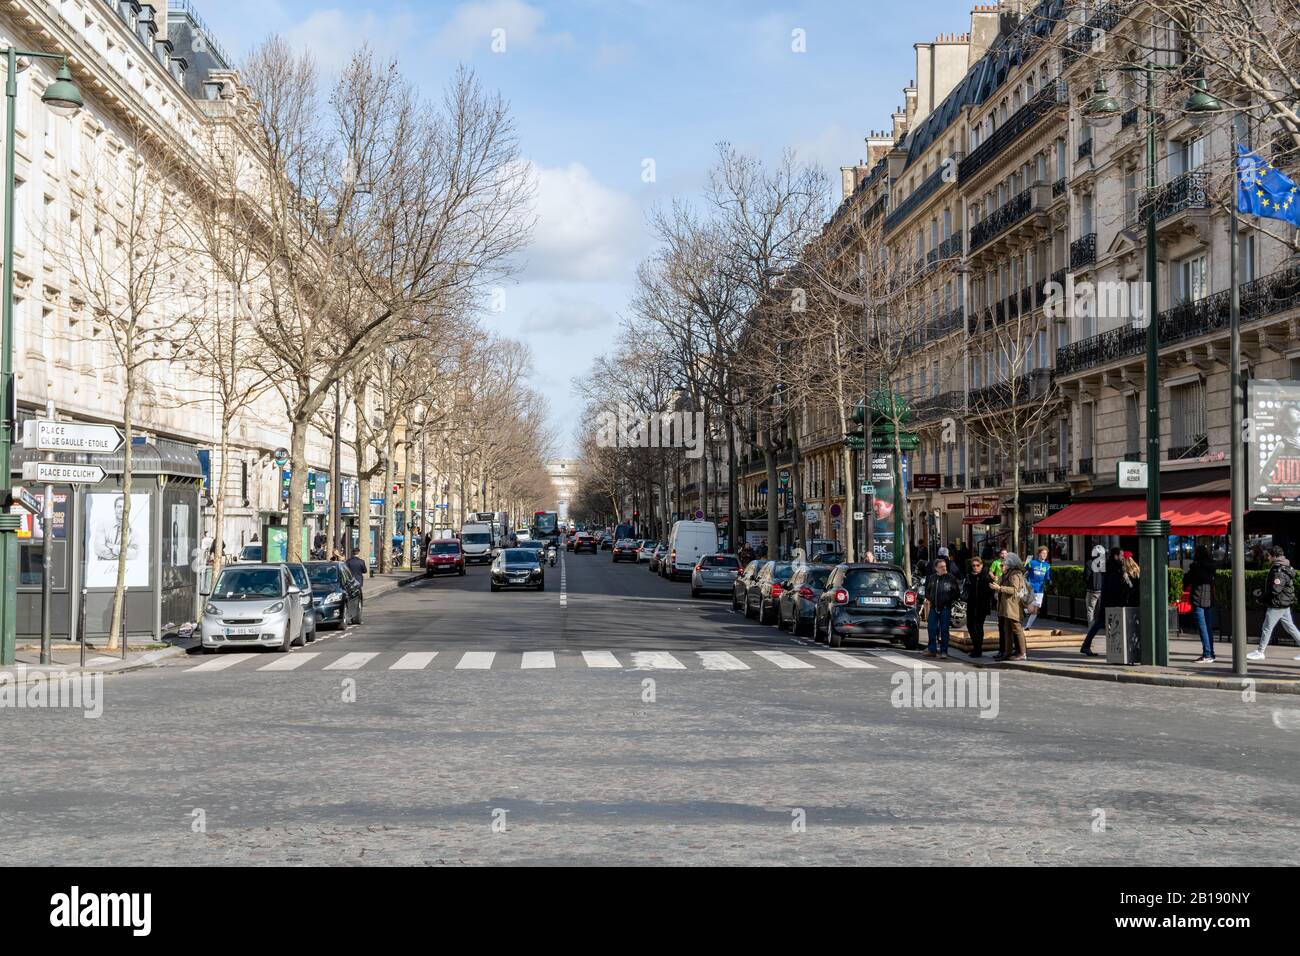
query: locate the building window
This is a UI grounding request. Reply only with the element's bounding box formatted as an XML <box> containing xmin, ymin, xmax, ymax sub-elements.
<box><xmin>1125</xmin><ymin>392</ymin><xmax>1141</xmax><ymax>457</ymax></box>
<box><xmin>1176</xmin><ymin>254</ymin><xmax>1208</xmax><ymax>304</ymax></box>
<box><xmin>1169</xmin><ymin>380</ymin><xmax>1207</xmax><ymax>453</ymax></box>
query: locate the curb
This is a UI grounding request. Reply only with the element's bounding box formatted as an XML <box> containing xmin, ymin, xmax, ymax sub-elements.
<box><xmin>977</xmin><ymin>657</ymin><xmax>1300</xmax><ymax>695</ymax></box>
<box><xmin>2</xmin><ymin>644</ymin><xmax>188</xmax><ymax>686</ymax></box>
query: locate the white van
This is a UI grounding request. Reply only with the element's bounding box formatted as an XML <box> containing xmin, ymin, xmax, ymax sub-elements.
<box><xmin>665</xmin><ymin>520</ymin><xmax>719</xmax><ymax>581</ymax></box>
<box><xmin>460</xmin><ymin>522</ymin><xmax>494</xmax><ymax>564</ymax></box>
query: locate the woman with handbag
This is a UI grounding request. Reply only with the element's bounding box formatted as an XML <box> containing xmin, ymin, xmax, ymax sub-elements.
<box><xmin>991</xmin><ymin>552</ymin><xmax>1030</xmax><ymax>661</ymax></box>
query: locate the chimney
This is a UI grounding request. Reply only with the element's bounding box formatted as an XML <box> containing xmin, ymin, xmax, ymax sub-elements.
<box><xmin>968</xmin><ymin>4</ymin><xmax>1000</xmax><ymax>66</ymax></box>
<box><xmin>840</xmin><ymin>165</ymin><xmax>858</xmax><ymax>200</ymax></box>
<box><xmin>904</xmin><ymin>82</ymin><xmax>918</xmax><ymax>130</ymax></box>
<box><xmin>866</xmin><ymin>132</ymin><xmax>894</xmax><ymax>168</ymax></box>
<box><xmin>891</xmin><ymin>104</ymin><xmax>909</xmax><ymax>143</ymax></box>
<box><xmin>914</xmin><ymin>33</ymin><xmax>973</xmax><ymax>126</ymax></box>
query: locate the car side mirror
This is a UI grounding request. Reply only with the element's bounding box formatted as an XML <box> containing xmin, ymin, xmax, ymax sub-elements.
<box><xmin>287</xmin><ymin>585</ymin><xmax>301</xmax><ymax>596</ymax></box>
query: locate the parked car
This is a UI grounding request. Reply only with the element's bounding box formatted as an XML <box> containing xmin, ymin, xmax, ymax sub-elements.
<box><xmin>691</xmin><ymin>552</ymin><xmax>741</xmax><ymax>598</ymax></box>
<box><xmin>611</xmin><ymin>538</ymin><xmax>639</xmax><ymax>562</ymax></box>
<box><xmin>200</xmin><ymin>563</ymin><xmax>305</xmax><ymax>653</ymax></box>
<box><xmin>235</xmin><ymin>544</ymin><xmax>263</xmax><ymax>563</ymax></box>
<box><xmin>752</xmin><ymin>561</ymin><xmax>795</xmax><ymax>624</ymax></box>
<box><xmin>811</xmin><ymin>551</ymin><xmax>845</xmax><ymax>565</ymax></box>
<box><xmin>777</xmin><ymin>565</ymin><xmax>833</xmax><ymax>635</ymax></box>
<box><xmin>664</xmin><ymin>520</ymin><xmax>719</xmax><ymax>581</ymax></box>
<box><xmin>813</xmin><ymin>563</ymin><xmax>919</xmax><ymax>649</ymax></box>
<box><xmin>490</xmin><ymin>547</ymin><xmax>545</xmax><ymax>592</ymax></box>
<box><xmin>286</xmin><ymin>562</ymin><xmax>318</xmax><ymax>644</ymax></box>
<box><xmin>303</xmin><ymin>560</ymin><xmax>363</xmax><ymax>629</ymax></box>
<box><xmin>425</xmin><ymin>538</ymin><xmax>466</xmax><ymax>576</ymax></box>
<box><xmin>636</xmin><ymin>540</ymin><xmax>657</xmax><ymax>563</ymax></box>
<box><xmin>649</xmin><ymin>544</ymin><xmax>669</xmax><ymax>572</ymax></box>
<box><xmin>731</xmin><ymin>560</ymin><xmax>770</xmax><ymax>612</ymax></box>
<box><xmin>573</xmin><ymin>532</ymin><xmax>598</xmax><ymax>554</ymax></box>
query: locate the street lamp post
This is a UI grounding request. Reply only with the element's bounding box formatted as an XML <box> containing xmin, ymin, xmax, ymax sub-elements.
<box><xmin>0</xmin><ymin>51</ymin><xmax>82</xmax><ymax>664</ymax></box>
<box><xmin>1085</xmin><ymin>67</ymin><xmax>1220</xmax><ymax>666</ymax></box>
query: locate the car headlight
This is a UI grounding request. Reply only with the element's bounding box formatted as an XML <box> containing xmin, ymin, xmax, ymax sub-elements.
<box><xmin>323</xmin><ymin>592</ymin><xmax>343</xmax><ymax>605</ymax></box>
<box><xmin>263</xmin><ymin>601</ymin><xmax>285</xmax><ymax>614</ymax></box>
<box><xmin>204</xmin><ymin>603</ymin><xmax>220</xmax><ymax>616</ymax></box>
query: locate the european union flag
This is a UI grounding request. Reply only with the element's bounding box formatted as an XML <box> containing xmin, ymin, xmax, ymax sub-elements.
<box><xmin>1237</xmin><ymin>144</ymin><xmax>1300</xmax><ymax>227</ymax></box>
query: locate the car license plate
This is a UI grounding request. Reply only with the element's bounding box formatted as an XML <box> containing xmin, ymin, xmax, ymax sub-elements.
<box><xmin>859</xmin><ymin>596</ymin><xmax>891</xmax><ymax>606</ymax></box>
<box><xmin>224</xmin><ymin>626</ymin><xmax>259</xmax><ymax>636</ymax></box>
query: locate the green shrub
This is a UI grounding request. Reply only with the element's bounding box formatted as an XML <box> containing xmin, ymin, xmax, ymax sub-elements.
<box><xmin>1046</xmin><ymin>565</ymin><xmax>1084</xmax><ymax>599</ymax></box>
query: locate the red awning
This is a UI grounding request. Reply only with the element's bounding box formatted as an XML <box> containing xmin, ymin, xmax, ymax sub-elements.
<box><xmin>1032</xmin><ymin>495</ymin><xmax>1232</xmax><ymax>536</ymax></box>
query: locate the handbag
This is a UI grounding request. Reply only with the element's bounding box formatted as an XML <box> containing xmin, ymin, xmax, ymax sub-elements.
<box><xmin>1176</xmin><ymin>587</ymin><xmax>1192</xmax><ymax>615</ymax></box>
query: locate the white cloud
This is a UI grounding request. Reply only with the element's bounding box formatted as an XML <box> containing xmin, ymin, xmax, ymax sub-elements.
<box><xmin>521</xmin><ymin>161</ymin><xmax>642</xmax><ymax>282</ymax></box>
<box><xmin>521</xmin><ymin>296</ymin><xmax>617</xmax><ymax>336</ymax></box>
<box><xmin>284</xmin><ymin>8</ymin><xmax>416</xmax><ymax>72</ymax></box>
<box><xmin>432</xmin><ymin>0</ymin><xmax>572</xmax><ymax>57</ymax></box>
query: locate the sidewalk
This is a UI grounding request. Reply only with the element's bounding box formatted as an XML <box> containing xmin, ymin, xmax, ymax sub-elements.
<box><xmin>1</xmin><ymin>569</ymin><xmax>425</xmax><ymax>685</ymax></box>
<box><xmin>948</xmin><ymin>616</ymin><xmax>1300</xmax><ymax>695</ymax></box>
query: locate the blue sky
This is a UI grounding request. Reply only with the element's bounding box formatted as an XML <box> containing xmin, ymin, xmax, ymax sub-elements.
<box><xmin>194</xmin><ymin>0</ymin><xmax>973</xmax><ymax>452</ymax></box>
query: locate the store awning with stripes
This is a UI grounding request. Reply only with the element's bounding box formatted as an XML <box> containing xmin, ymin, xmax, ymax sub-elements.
<box><xmin>1032</xmin><ymin>495</ymin><xmax>1233</xmax><ymax>536</ymax></box>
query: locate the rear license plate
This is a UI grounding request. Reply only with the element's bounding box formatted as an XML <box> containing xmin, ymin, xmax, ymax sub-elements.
<box><xmin>859</xmin><ymin>596</ymin><xmax>891</xmax><ymax>606</ymax></box>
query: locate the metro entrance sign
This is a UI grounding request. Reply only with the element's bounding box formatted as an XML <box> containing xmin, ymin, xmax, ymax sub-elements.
<box><xmin>21</xmin><ymin>461</ymin><xmax>106</xmax><ymax>484</ymax></box>
<box><xmin>21</xmin><ymin>419</ymin><xmax>124</xmax><ymax>454</ymax></box>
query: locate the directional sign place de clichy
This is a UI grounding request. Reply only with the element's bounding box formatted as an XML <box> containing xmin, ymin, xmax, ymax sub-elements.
<box><xmin>22</xmin><ymin>419</ymin><xmax>124</xmax><ymax>454</ymax></box>
<box><xmin>21</xmin><ymin>462</ymin><xmax>107</xmax><ymax>484</ymax></box>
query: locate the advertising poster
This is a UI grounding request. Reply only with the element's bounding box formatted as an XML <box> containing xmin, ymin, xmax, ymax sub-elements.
<box><xmin>1250</xmin><ymin>379</ymin><xmax>1300</xmax><ymax>510</ymax></box>
<box><xmin>85</xmin><ymin>492</ymin><xmax>150</xmax><ymax>587</ymax></box>
<box><xmin>170</xmin><ymin>502</ymin><xmax>191</xmax><ymax>567</ymax></box>
<box><xmin>870</xmin><ymin>452</ymin><xmax>896</xmax><ymax>563</ymax></box>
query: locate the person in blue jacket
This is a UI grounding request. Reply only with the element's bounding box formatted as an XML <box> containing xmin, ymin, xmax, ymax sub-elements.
<box><xmin>1024</xmin><ymin>545</ymin><xmax>1052</xmax><ymax>630</ymax></box>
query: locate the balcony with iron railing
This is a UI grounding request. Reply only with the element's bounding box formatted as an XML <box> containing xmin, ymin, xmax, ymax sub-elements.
<box><xmin>1077</xmin><ymin>137</ymin><xmax>1093</xmax><ymax>161</ymax></box>
<box><xmin>904</xmin><ymin>308</ymin><xmax>966</xmax><ymax>350</ymax></box>
<box><xmin>911</xmin><ymin>390</ymin><xmax>965</xmax><ymax>424</ymax></box>
<box><xmin>1055</xmin><ymin>264</ymin><xmax>1300</xmax><ymax>376</ymax></box>
<box><xmin>970</xmin><ymin>187</ymin><xmax>1033</xmax><ymax>252</ymax></box>
<box><xmin>1052</xmin><ymin>177</ymin><xmax>1067</xmax><ymax>198</ymax></box>
<box><xmin>1078</xmin><ymin>456</ymin><xmax>1094</xmax><ymax>475</ymax></box>
<box><xmin>1137</xmin><ymin>169</ymin><xmax>1210</xmax><ymax>227</ymax></box>
<box><xmin>968</xmin><ymin>369</ymin><xmax>1056</xmax><ymax>411</ymax></box>
<box><xmin>958</xmin><ymin>78</ymin><xmax>1068</xmax><ymax>184</ymax></box>
<box><xmin>1070</xmin><ymin>232</ymin><xmax>1097</xmax><ymax>269</ymax></box>
<box><xmin>885</xmin><ymin>160</ymin><xmax>959</xmax><ymax>233</ymax></box>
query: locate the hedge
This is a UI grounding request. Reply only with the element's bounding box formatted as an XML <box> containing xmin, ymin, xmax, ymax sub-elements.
<box><xmin>1042</xmin><ymin>564</ymin><xmax>1291</xmax><ymax>608</ymax></box>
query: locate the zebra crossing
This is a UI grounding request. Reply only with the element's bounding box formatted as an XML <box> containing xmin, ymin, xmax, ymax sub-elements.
<box><xmin>183</xmin><ymin>647</ymin><xmax>945</xmax><ymax>674</ymax></box>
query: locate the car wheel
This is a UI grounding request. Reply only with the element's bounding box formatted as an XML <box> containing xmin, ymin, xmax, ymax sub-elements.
<box><xmin>902</xmin><ymin>630</ymin><xmax>920</xmax><ymax>651</ymax></box>
<box><xmin>760</xmin><ymin>602</ymin><xmax>774</xmax><ymax>626</ymax></box>
<box><xmin>745</xmin><ymin>598</ymin><xmax>757</xmax><ymax>620</ymax></box>
<box><xmin>201</xmin><ymin>645</ymin><xmax>217</xmax><ymax>655</ymax></box>
<box><xmin>353</xmin><ymin>600</ymin><xmax>363</xmax><ymax>626</ymax></box>
<box><xmin>491</xmin><ymin>582</ymin><xmax>500</xmax><ymax>592</ymax></box>
<box><xmin>794</xmin><ymin>615</ymin><xmax>811</xmax><ymax>638</ymax></box>
<box><xmin>691</xmin><ymin>586</ymin><xmax>700</xmax><ymax>599</ymax></box>
<box><xmin>828</xmin><ymin>622</ymin><xmax>843</xmax><ymax>648</ymax></box>
<box><xmin>276</xmin><ymin>625</ymin><xmax>292</xmax><ymax>653</ymax></box>
<box><xmin>459</xmin><ymin>566</ymin><xmax>465</xmax><ymax>576</ymax></box>
<box><xmin>731</xmin><ymin>591</ymin><xmax>740</xmax><ymax>611</ymax></box>
<box><xmin>424</xmin><ymin>568</ymin><xmax>432</xmax><ymax>578</ymax></box>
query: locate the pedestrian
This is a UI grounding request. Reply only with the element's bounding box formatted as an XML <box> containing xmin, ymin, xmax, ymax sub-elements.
<box><xmin>962</xmin><ymin>554</ymin><xmax>995</xmax><ymax>658</ymax></box>
<box><xmin>1080</xmin><ymin>547</ymin><xmax>1125</xmax><ymax>657</ymax></box>
<box><xmin>955</xmin><ymin>540</ymin><xmax>971</xmax><ymax>576</ymax></box>
<box><xmin>989</xmin><ymin>547</ymin><xmax>1007</xmax><ymax>580</ymax></box>
<box><xmin>991</xmin><ymin>552</ymin><xmax>1030</xmax><ymax>660</ymax></box>
<box><xmin>738</xmin><ymin>542</ymin><xmax>755</xmax><ymax>567</ymax></box>
<box><xmin>1184</xmin><ymin>545</ymin><xmax>1218</xmax><ymax>663</ymax></box>
<box><xmin>1085</xmin><ymin>544</ymin><xmax>1106</xmax><ymax>628</ymax></box>
<box><xmin>1250</xmin><ymin>546</ymin><xmax>1300</xmax><ymax>661</ymax></box>
<box><xmin>1122</xmin><ymin>554</ymin><xmax>1141</xmax><ymax>607</ymax></box>
<box><xmin>345</xmin><ymin>548</ymin><xmax>368</xmax><ymax>587</ymax></box>
<box><xmin>923</xmin><ymin>558</ymin><xmax>961</xmax><ymax>659</ymax></box>
<box><xmin>1024</xmin><ymin>545</ymin><xmax>1052</xmax><ymax>630</ymax></box>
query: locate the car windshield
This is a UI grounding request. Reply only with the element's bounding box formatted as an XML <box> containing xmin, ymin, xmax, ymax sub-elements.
<box><xmin>212</xmin><ymin>568</ymin><xmax>282</xmax><ymax>598</ymax></box>
<box><xmin>844</xmin><ymin>568</ymin><xmax>906</xmax><ymax>593</ymax></box>
<box><xmin>240</xmin><ymin>546</ymin><xmax>262</xmax><ymax>561</ymax></box>
<box><xmin>767</xmin><ymin>562</ymin><xmax>795</xmax><ymax>582</ymax></box>
<box><xmin>431</xmin><ymin>542</ymin><xmax>461</xmax><ymax>554</ymax></box>
<box><xmin>503</xmin><ymin>549</ymin><xmax>539</xmax><ymax>564</ymax></box>
<box><xmin>305</xmin><ymin>564</ymin><xmax>340</xmax><ymax>585</ymax></box>
<box><xmin>700</xmin><ymin>555</ymin><xmax>739</xmax><ymax>568</ymax></box>
<box><xmin>462</xmin><ymin>532</ymin><xmax>490</xmax><ymax>544</ymax></box>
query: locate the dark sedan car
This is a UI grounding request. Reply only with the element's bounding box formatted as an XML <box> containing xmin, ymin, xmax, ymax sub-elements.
<box><xmin>303</xmin><ymin>560</ymin><xmax>363</xmax><ymax>629</ymax></box>
<box><xmin>611</xmin><ymin>538</ymin><xmax>638</xmax><ymax>562</ymax></box>
<box><xmin>751</xmin><ymin>561</ymin><xmax>795</xmax><ymax>624</ymax></box>
<box><xmin>573</xmin><ymin>533</ymin><xmax>598</xmax><ymax>554</ymax></box>
<box><xmin>731</xmin><ymin>560</ymin><xmax>769</xmax><ymax>613</ymax></box>
<box><xmin>777</xmin><ymin>565</ymin><xmax>833</xmax><ymax>636</ymax></box>
<box><xmin>490</xmin><ymin>547</ymin><xmax>546</xmax><ymax>592</ymax></box>
<box><xmin>813</xmin><ymin>563</ymin><xmax>919</xmax><ymax>649</ymax></box>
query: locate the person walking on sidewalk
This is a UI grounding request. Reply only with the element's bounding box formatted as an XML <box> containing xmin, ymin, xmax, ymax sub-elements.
<box><xmin>345</xmin><ymin>549</ymin><xmax>368</xmax><ymax>589</ymax></box>
<box><xmin>1085</xmin><ymin>544</ymin><xmax>1107</xmax><ymax>627</ymax></box>
<box><xmin>1249</xmin><ymin>546</ymin><xmax>1300</xmax><ymax>661</ymax></box>
<box><xmin>992</xmin><ymin>552</ymin><xmax>1030</xmax><ymax>661</ymax></box>
<box><xmin>1024</xmin><ymin>545</ymin><xmax>1052</xmax><ymax>630</ymax></box>
<box><xmin>1080</xmin><ymin>547</ymin><xmax>1125</xmax><ymax>657</ymax></box>
<box><xmin>963</xmin><ymin>555</ymin><xmax>995</xmax><ymax>658</ymax></box>
<box><xmin>923</xmin><ymin>558</ymin><xmax>961</xmax><ymax>659</ymax></box>
<box><xmin>1184</xmin><ymin>545</ymin><xmax>1218</xmax><ymax>663</ymax></box>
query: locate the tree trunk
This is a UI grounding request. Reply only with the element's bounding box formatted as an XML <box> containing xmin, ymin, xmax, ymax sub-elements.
<box><xmin>214</xmin><ymin>414</ymin><xmax>230</xmax><ymax>570</ymax></box>
<box><xmin>764</xmin><ymin>433</ymin><xmax>779</xmax><ymax>559</ymax></box>
<box><xmin>382</xmin><ymin>436</ymin><xmax>396</xmax><ymax>573</ymax></box>
<box><xmin>286</xmin><ymin>415</ymin><xmax>310</xmax><ymax>562</ymax></box>
<box><xmin>727</xmin><ymin>417</ymin><xmax>738</xmax><ymax>554</ymax></box>
<box><xmin>789</xmin><ymin>412</ymin><xmax>805</xmax><ymax>558</ymax></box>
<box><xmin>893</xmin><ymin>429</ymin><xmax>911</xmax><ymax>584</ymax></box>
<box><xmin>107</xmin><ymin>375</ymin><xmax>135</xmax><ymax>651</ymax></box>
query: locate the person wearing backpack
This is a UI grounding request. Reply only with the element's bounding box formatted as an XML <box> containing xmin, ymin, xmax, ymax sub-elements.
<box><xmin>1250</xmin><ymin>546</ymin><xmax>1300</xmax><ymax>661</ymax></box>
<box><xmin>991</xmin><ymin>552</ymin><xmax>1030</xmax><ymax>661</ymax></box>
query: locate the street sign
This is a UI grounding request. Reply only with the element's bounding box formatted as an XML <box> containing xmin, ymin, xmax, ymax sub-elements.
<box><xmin>853</xmin><ymin>511</ymin><xmax>865</xmax><ymax>521</ymax></box>
<box><xmin>21</xmin><ymin>419</ymin><xmax>123</xmax><ymax>454</ymax></box>
<box><xmin>860</xmin><ymin>483</ymin><xmax>875</xmax><ymax>495</ymax></box>
<box><xmin>11</xmin><ymin>486</ymin><xmax>42</xmax><ymax>515</ymax></box>
<box><xmin>1117</xmin><ymin>460</ymin><xmax>1148</xmax><ymax>489</ymax></box>
<box><xmin>872</xmin><ymin>433</ymin><xmax>920</xmax><ymax>451</ymax></box>
<box><xmin>21</xmin><ymin>462</ymin><xmax>106</xmax><ymax>484</ymax></box>
<box><xmin>778</xmin><ymin>469</ymin><xmax>790</xmax><ymax>485</ymax></box>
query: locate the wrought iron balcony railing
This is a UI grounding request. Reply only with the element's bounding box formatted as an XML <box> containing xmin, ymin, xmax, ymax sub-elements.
<box><xmin>970</xmin><ymin>187</ymin><xmax>1034</xmax><ymax>252</ymax></box>
<box><xmin>1070</xmin><ymin>232</ymin><xmax>1097</xmax><ymax>269</ymax></box>
<box><xmin>958</xmin><ymin>78</ymin><xmax>1067</xmax><ymax>183</ymax></box>
<box><xmin>969</xmin><ymin>369</ymin><xmax>1057</xmax><ymax>411</ymax></box>
<box><xmin>1138</xmin><ymin>169</ymin><xmax>1210</xmax><ymax>226</ymax></box>
<box><xmin>1121</xmin><ymin>107</ymin><xmax>1139</xmax><ymax>129</ymax></box>
<box><xmin>1168</xmin><ymin>436</ymin><xmax>1209</xmax><ymax>461</ymax></box>
<box><xmin>885</xmin><ymin>161</ymin><xmax>956</xmax><ymax>233</ymax></box>
<box><xmin>937</xmin><ymin>230</ymin><xmax>963</xmax><ymax>260</ymax></box>
<box><xmin>911</xmin><ymin>390</ymin><xmax>965</xmax><ymax>424</ymax></box>
<box><xmin>1078</xmin><ymin>456</ymin><xmax>1094</xmax><ymax>475</ymax></box>
<box><xmin>1077</xmin><ymin>137</ymin><xmax>1093</xmax><ymax>161</ymax></box>
<box><xmin>1052</xmin><ymin>177</ymin><xmax>1067</xmax><ymax>198</ymax></box>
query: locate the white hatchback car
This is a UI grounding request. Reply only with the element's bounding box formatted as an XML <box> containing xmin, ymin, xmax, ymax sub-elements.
<box><xmin>200</xmin><ymin>563</ymin><xmax>305</xmax><ymax>653</ymax></box>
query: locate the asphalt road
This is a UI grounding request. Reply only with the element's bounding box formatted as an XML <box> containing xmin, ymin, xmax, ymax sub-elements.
<box><xmin>2</xmin><ymin>548</ymin><xmax>1298</xmax><ymax>865</ymax></box>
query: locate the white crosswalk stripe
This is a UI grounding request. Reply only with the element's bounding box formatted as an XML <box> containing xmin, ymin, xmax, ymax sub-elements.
<box><xmin>186</xmin><ymin>653</ymin><xmax>261</xmax><ymax>672</ymax></box>
<box><xmin>582</xmin><ymin>650</ymin><xmax>621</xmax><ymax>668</ymax></box>
<box><xmin>521</xmin><ymin>651</ymin><xmax>556</xmax><ymax>669</ymax></box>
<box><xmin>874</xmin><ymin>651</ymin><xmax>938</xmax><ymax>669</ymax></box>
<box><xmin>808</xmin><ymin>650</ymin><xmax>877</xmax><ymax>669</ymax></box>
<box><xmin>753</xmin><ymin>649</ymin><xmax>814</xmax><ymax>669</ymax></box>
<box><xmin>390</xmin><ymin>652</ymin><xmax>438</xmax><ymax>670</ymax></box>
<box><xmin>696</xmin><ymin>651</ymin><xmax>750</xmax><ymax>670</ymax></box>
<box><xmin>456</xmin><ymin>651</ymin><xmax>496</xmax><ymax>670</ymax></box>
<box><xmin>631</xmin><ymin>651</ymin><xmax>686</xmax><ymax>670</ymax></box>
<box><xmin>259</xmin><ymin>653</ymin><xmax>319</xmax><ymax>671</ymax></box>
<box><xmin>322</xmin><ymin>652</ymin><xmax>378</xmax><ymax>670</ymax></box>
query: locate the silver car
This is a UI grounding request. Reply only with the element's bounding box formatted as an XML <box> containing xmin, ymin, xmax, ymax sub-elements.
<box><xmin>691</xmin><ymin>552</ymin><xmax>741</xmax><ymax>598</ymax></box>
<box><xmin>200</xmin><ymin>563</ymin><xmax>305</xmax><ymax>653</ymax></box>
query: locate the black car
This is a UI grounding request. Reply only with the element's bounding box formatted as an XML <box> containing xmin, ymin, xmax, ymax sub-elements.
<box><xmin>777</xmin><ymin>565</ymin><xmax>833</xmax><ymax>636</ymax></box>
<box><xmin>813</xmin><ymin>563</ymin><xmax>919</xmax><ymax>649</ymax></box>
<box><xmin>573</xmin><ymin>533</ymin><xmax>598</xmax><ymax>554</ymax></box>
<box><xmin>731</xmin><ymin>560</ymin><xmax>769</xmax><ymax>613</ymax></box>
<box><xmin>611</xmin><ymin>538</ymin><xmax>638</xmax><ymax>562</ymax></box>
<box><xmin>491</xmin><ymin>547</ymin><xmax>546</xmax><ymax>591</ymax></box>
<box><xmin>752</xmin><ymin>561</ymin><xmax>795</xmax><ymax>624</ymax></box>
<box><xmin>304</xmin><ymin>560</ymin><xmax>363</xmax><ymax>629</ymax></box>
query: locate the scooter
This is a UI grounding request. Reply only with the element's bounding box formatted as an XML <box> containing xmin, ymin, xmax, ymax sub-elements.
<box><xmin>546</xmin><ymin>544</ymin><xmax>558</xmax><ymax>567</ymax></box>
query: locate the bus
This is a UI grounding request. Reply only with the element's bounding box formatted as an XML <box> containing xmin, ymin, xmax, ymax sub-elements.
<box><xmin>531</xmin><ymin>510</ymin><xmax>559</xmax><ymax>544</ymax></box>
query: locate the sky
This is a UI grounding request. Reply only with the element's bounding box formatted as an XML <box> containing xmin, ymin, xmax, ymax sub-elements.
<box><xmin>193</xmin><ymin>0</ymin><xmax>974</xmax><ymax>454</ymax></box>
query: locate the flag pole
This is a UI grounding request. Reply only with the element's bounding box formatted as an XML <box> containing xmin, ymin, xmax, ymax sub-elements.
<box><xmin>1229</xmin><ymin>176</ymin><xmax>1247</xmax><ymax>676</ymax></box>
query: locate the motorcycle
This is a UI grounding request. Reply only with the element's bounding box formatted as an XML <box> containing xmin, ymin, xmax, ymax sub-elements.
<box><xmin>546</xmin><ymin>544</ymin><xmax>558</xmax><ymax>567</ymax></box>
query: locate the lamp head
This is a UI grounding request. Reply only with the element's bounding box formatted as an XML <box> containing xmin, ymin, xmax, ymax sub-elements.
<box><xmin>41</xmin><ymin>62</ymin><xmax>84</xmax><ymax>117</ymax></box>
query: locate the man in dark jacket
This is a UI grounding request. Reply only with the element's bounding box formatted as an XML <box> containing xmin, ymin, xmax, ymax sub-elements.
<box><xmin>1184</xmin><ymin>545</ymin><xmax>1217</xmax><ymax>663</ymax></box>
<box><xmin>923</xmin><ymin>558</ymin><xmax>961</xmax><ymax>659</ymax></box>
<box><xmin>962</xmin><ymin>555</ymin><xmax>995</xmax><ymax>658</ymax></box>
<box><xmin>345</xmin><ymin>549</ymin><xmax>368</xmax><ymax>589</ymax></box>
<box><xmin>1251</xmin><ymin>546</ymin><xmax>1300</xmax><ymax>660</ymax></box>
<box><xmin>1079</xmin><ymin>547</ymin><xmax>1125</xmax><ymax>656</ymax></box>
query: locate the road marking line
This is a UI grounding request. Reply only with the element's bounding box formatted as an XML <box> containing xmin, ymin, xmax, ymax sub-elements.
<box><xmin>185</xmin><ymin>653</ymin><xmax>261</xmax><ymax>672</ymax></box>
<box><xmin>582</xmin><ymin>650</ymin><xmax>621</xmax><ymax>668</ymax></box>
<box><xmin>322</xmin><ymin>652</ymin><xmax>378</xmax><ymax>670</ymax></box>
<box><xmin>390</xmin><ymin>652</ymin><xmax>438</xmax><ymax>670</ymax></box>
<box><xmin>630</xmin><ymin>651</ymin><xmax>685</xmax><ymax>670</ymax></box>
<box><xmin>753</xmin><ymin>649</ymin><xmax>814</xmax><ymax>669</ymax></box>
<box><xmin>697</xmin><ymin>651</ymin><xmax>750</xmax><ymax>670</ymax></box>
<box><xmin>873</xmin><ymin>651</ymin><xmax>938</xmax><ymax>669</ymax></box>
<box><xmin>456</xmin><ymin>651</ymin><xmax>496</xmax><ymax>670</ymax></box>
<box><xmin>808</xmin><ymin>650</ymin><xmax>877</xmax><ymax>669</ymax></box>
<box><xmin>559</xmin><ymin>550</ymin><xmax>567</xmax><ymax>607</ymax></box>
<box><xmin>521</xmin><ymin>651</ymin><xmax>556</xmax><ymax>669</ymax></box>
<box><xmin>259</xmin><ymin>653</ymin><xmax>319</xmax><ymax>671</ymax></box>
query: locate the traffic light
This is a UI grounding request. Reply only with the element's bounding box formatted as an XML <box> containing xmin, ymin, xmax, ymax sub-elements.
<box><xmin>392</xmin><ymin>484</ymin><xmax>399</xmax><ymax>495</ymax></box>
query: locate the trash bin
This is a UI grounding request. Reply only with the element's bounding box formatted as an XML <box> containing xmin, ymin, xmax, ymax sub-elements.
<box><xmin>1105</xmin><ymin>606</ymin><xmax>1141</xmax><ymax>664</ymax></box>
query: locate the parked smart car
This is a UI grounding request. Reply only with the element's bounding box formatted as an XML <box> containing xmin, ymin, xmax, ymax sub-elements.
<box><xmin>751</xmin><ymin>561</ymin><xmax>795</xmax><ymax>624</ymax></box>
<box><xmin>691</xmin><ymin>552</ymin><xmax>741</xmax><ymax>598</ymax></box>
<box><xmin>490</xmin><ymin>547</ymin><xmax>546</xmax><ymax>592</ymax></box>
<box><xmin>425</xmin><ymin>538</ymin><xmax>467</xmax><ymax>576</ymax></box>
<box><xmin>777</xmin><ymin>565</ymin><xmax>833</xmax><ymax>635</ymax></box>
<box><xmin>200</xmin><ymin>563</ymin><xmax>305</xmax><ymax>653</ymax></box>
<box><xmin>303</xmin><ymin>560</ymin><xmax>363</xmax><ymax>628</ymax></box>
<box><xmin>813</xmin><ymin>562</ymin><xmax>920</xmax><ymax>649</ymax></box>
<box><xmin>731</xmin><ymin>560</ymin><xmax>770</xmax><ymax>613</ymax></box>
